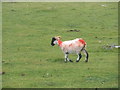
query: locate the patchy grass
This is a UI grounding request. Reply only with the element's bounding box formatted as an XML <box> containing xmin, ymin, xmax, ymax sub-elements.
<box><xmin>2</xmin><ymin>2</ymin><xmax>118</xmax><ymax>88</ymax></box>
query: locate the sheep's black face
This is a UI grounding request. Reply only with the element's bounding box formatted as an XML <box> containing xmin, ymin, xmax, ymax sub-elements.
<box><xmin>51</xmin><ymin>37</ymin><xmax>56</xmax><ymax>46</ymax></box>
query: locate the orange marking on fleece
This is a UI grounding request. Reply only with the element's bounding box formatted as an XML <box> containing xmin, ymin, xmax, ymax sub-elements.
<box><xmin>69</xmin><ymin>43</ymin><xmax>72</xmax><ymax>47</ymax></box>
<box><xmin>79</xmin><ymin>39</ymin><xmax>86</xmax><ymax>45</ymax></box>
<box><xmin>58</xmin><ymin>40</ymin><xmax>62</xmax><ymax>46</ymax></box>
<box><xmin>78</xmin><ymin>44</ymin><xmax>81</xmax><ymax>47</ymax></box>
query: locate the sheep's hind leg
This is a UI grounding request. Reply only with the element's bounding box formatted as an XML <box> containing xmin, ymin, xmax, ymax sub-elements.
<box><xmin>64</xmin><ymin>53</ymin><xmax>73</xmax><ymax>63</ymax></box>
<box><xmin>82</xmin><ymin>49</ymin><xmax>89</xmax><ymax>62</ymax></box>
<box><xmin>76</xmin><ymin>53</ymin><xmax>82</xmax><ymax>62</ymax></box>
<box><xmin>64</xmin><ymin>54</ymin><xmax>67</xmax><ymax>62</ymax></box>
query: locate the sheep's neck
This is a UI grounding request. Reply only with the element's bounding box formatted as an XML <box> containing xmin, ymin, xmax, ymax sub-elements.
<box><xmin>58</xmin><ymin>40</ymin><xmax>62</xmax><ymax>46</ymax></box>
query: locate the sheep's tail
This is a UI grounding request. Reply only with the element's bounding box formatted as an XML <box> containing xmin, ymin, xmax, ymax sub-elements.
<box><xmin>78</xmin><ymin>38</ymin><xmax>87</xmax><ymax>50</ymax></box>
<box><xmin>78</xmin><ymin>38</ymin><xmax>86</xmax><ymax>45</ymax></box>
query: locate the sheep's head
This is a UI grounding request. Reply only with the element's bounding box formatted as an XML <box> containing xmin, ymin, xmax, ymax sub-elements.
<box><xmin>51</xmin><ymin>36</ymin><xmax>61</xmax><ymax>46</ymax></box>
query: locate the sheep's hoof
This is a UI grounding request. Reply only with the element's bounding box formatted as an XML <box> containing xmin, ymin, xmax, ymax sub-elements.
<box><xmin>76</xmin><ymin>60</ymin><xmax>79</xmax><ymax>62</ymax></box>
<box><xmin>85</xmin><ymin>60</ymin><xmax>88</xmax><ymax>62</ymax></box>
<box><xmin>69</xmin><ymin>60</ymin><xmax>73</xmax><ymax>62</ymax></box>
<box><xmin>64</xmin><ymin>61</ymin><xmax>67</xmax><ymax>63</ymax></box>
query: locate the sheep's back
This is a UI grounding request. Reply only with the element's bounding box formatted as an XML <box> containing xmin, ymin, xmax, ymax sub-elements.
<box><xmin>60</xmin><ymin>38</ymin><xmax>86</xmax><ymax>53</ymax></box>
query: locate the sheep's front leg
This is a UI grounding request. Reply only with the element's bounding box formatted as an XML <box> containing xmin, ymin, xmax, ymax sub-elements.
<box><xmin>76</xmin><ymin>53</ymin><xmax>82</xmax><ymax>62</ymax></box>
<box><xmin>64</xmin><ymin>53</ymin><xmax>73</xmax><ymax>62</ymax></box>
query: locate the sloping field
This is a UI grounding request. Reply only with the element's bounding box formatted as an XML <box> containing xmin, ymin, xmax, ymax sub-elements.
<box><xmin>2</xmin><ymin>2</ymin><xmax>118</xmax><ymax>88</ymax></box>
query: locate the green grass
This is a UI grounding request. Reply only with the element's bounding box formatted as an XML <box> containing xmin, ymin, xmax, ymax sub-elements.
<box><xmin>2</xmin><ymin>2</ymin><xmax>118</xmax><ymax>88</ymax></box>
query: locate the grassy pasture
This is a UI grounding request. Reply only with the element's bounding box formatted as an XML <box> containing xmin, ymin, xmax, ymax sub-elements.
<box><xmin>2</xmin><ymin>2</ymin><xmax>118</xmax><ymax>88</ymax></box>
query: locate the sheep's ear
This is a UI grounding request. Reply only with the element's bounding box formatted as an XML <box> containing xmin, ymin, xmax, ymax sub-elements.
<box><xmin>55</xmin><ymin>36</ymin><xmax>61</xmax><ymax>40</ymax></box>
<box><xmin>57</xmin><ymin>36</ymin><xmax>61</xmax><ymax>39</ymax></box>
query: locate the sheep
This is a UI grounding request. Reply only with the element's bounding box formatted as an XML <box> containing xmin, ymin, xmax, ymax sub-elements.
<box><xmin>51</xmin><ymin>36</ymin><xmax>89</xmax><ymax>62</ymax></box>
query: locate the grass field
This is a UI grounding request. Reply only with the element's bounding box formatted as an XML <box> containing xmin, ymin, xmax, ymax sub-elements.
<box><xmin>2</xmin><ymin>2</ymin><xmax>118</xmax><ymax>88</ymax></box>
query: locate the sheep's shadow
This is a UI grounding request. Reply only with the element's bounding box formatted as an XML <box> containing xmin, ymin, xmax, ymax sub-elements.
<box><xmin>47</xmin><ymin>58</ymin><xmax>64</xmax><ymax>63</ymax></box>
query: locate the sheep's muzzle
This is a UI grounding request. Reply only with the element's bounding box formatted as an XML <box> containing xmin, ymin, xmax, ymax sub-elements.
<box><xmin>51</xmin><ymin>37</ymin><xmax>56</xmax><ymax>46</ymax></box>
